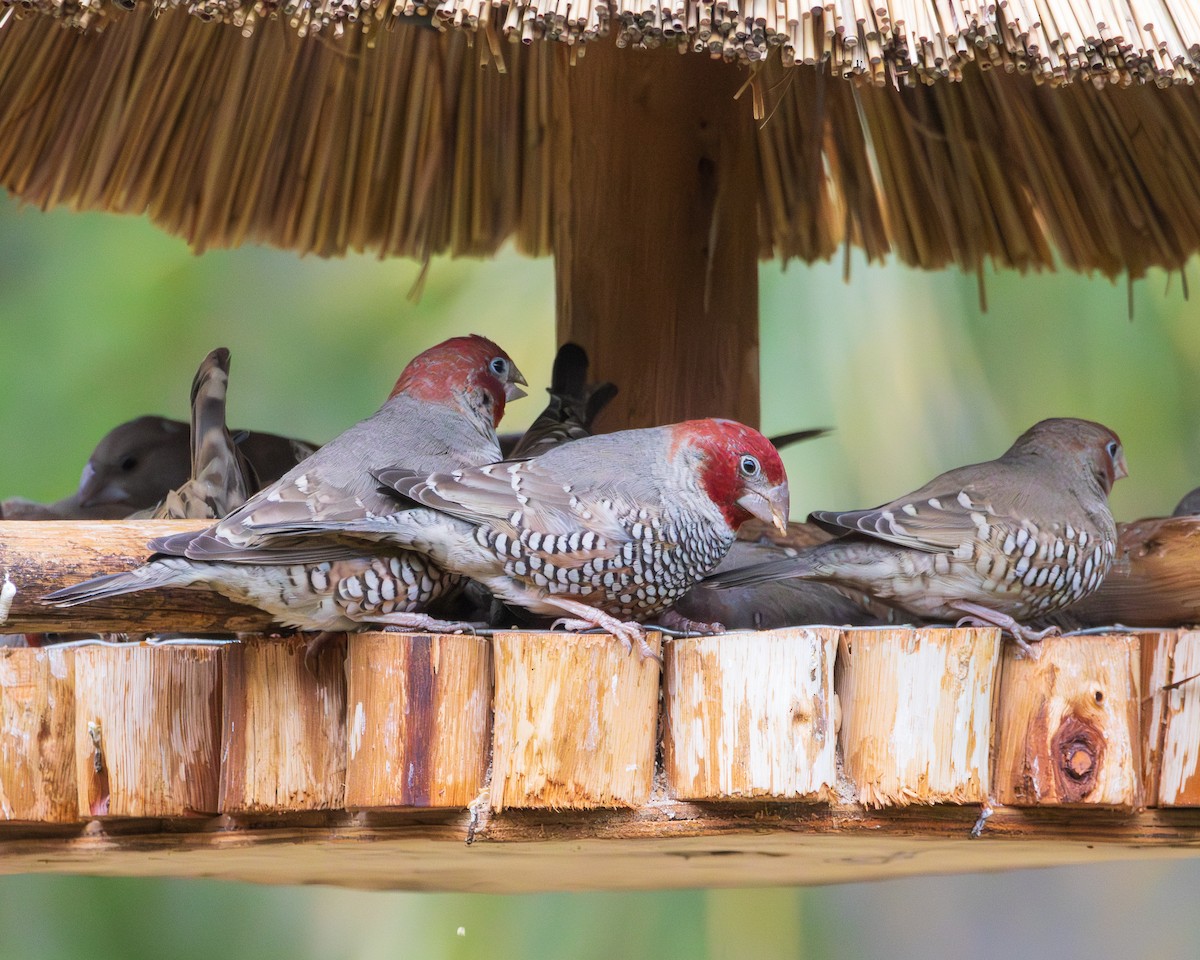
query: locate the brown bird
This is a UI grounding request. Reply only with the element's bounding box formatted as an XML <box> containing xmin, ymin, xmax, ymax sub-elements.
<box><xmin>706</xmin><ymin>418</ymin><xmax>1127</xmax><ymax>652</ymax></box>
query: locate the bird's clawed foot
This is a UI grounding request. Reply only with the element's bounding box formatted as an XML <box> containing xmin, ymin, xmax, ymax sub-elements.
<box><xmin>952</xmin><ymin>601</ymin><xmax>1058</xmax><ymax>659</ymax></box>
<box><xmin>656</xmin><ymin>608</ymin><xmax>727</xmax><ymax>636</ymax></box>
<box><xmin>376</xmin><ymin>613</ymin><xmax>488</xmax><ymax>635</ymax></box>
<box><xmin>547</xmin><ymin>601</ymin><xmax>661</xmax><ymax>664</ymax></box>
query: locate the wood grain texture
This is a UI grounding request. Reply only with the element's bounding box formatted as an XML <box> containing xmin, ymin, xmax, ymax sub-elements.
<box><xmin>491</xmin><ymin>631</ymin><xmax>661</xmax><ymax>810</ymax></box>
<box><xmin>552</xmin><ymin>41</ymin><xmax>760</xmax><ymax>431</ymax></box>
<box><xmin>837</xmin><ymin>627</ymin><xmax>1001</xmax><ymax>807</ymax></box>
<box><xmin>662</xmin><ymin>628</ymin><xmax>838</xmax><ymax>800</ymax></box>
<box><xmin>1142</xmin><ymin>630</ymin><xmax>1200</xmax><ymax>806</ymax></box>
<box><xmin>74</xmin><ymin>643</ymin><xmax>223</xmax><ymax>817</ymax></box>
<box><xmin>994</xmin><ymin>634</ymin><xmax>1142</xmax><ymax>808</ymax></box>
<box><xmin>0</xmin><ymin>520</ymin><xmax>273</xmax><ymax>632</ymax></box>
<box><xmin>219</xmin><ymin>636</ymin><xmax>346</xmax><ymax>813</ymax></box>
<box><xmin>344</xmin><ymin>633</ymin><xmax>491</xmax><ymax>809</ymax></box>
<box><xmin>0</xmin><ymin>647</ymin><xmax>78</xmax><ymax>822</ymax></box>
<box><xmin>2</xmin><ymin>803</ymin><xmax>1200</xmax><ymax>892</ymax></box>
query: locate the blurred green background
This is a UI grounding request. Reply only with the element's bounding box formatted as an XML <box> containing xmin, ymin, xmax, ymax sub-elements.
<box><xmin>2</xmin><ymin>190</ymin><xmax>1200</xmax><ymax>959</ymax></box>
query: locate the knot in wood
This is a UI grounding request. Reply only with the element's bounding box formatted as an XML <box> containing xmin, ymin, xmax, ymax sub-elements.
<box><xmin>1051</xmin><ymin>714</ymin><xmax>1104</xmax><ymax>801</ymax></box>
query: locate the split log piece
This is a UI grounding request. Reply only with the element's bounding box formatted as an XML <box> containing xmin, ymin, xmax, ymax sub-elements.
<box><xmin>345</xmin><ymin>633</ymin><xmax>491</xmax><ymax>809</ymax></box>
<box><xmin>662</xmin><ymin>628</ymin><xmax>838</xmax><ymax>801</ymax></box>
<box><xmin>74</xmin><ymin>642</ymin><xmax>223</xmax><ymax>817</ymax></box>
<box><xmin>0</xmin><ymin>520</ymin><xmax>274</xmax><ymax>633</ymax></box>
<box><xmin>491</xmin><ymin>631</ymin><xmax>661</xmax><ymax>810</ymax></box>
<box><xmin>1142</xmin><ymin>629</ymin><xmax>1200</xmax><ymax>806</ymax></box>
<box><xmin>219</xmin><ymin>635</ymin><xmax>347</xmax><ymax>813</ymax></box>
<box><xmin>994</xmin><ymin>633</ymin><xmax>1141</xmax><ymax>808</ymax></box>
<box><xmin>837</xmin><ymin>627</ymin><xmax>1001</xmax><ymax>807</ymax></box>
<box><xmin>0</xmin><ymin>647</ymin><xmax>77</xmax><ymax>822</ymax></box>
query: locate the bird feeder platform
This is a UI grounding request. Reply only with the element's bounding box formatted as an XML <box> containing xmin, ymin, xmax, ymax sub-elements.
<box><xmin>2</xmin><ymin>522</ymin><xmax>1200</xmax><ymax>891</ymax></box>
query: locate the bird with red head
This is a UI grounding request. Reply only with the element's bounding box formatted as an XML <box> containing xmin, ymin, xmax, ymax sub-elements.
<box><xmin>45</xmin><ymin>336</ymin><xmax>528</xmax><ymax>639</ymax></box>
<box><xmin>236</xmin><ymin>418</ymin><xmax>790</xmax><ymax>658</ymax></box>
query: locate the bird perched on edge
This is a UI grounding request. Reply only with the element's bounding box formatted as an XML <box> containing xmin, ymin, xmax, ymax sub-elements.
<box><xmin>43</xmin><ymin>335</ymin><xmax>528</xmax><ymax>636</ymax></box>
<box><xmin>241</xmin><ymin>418</ymin><xmax>790</xmax><ymax>659</ymax></box>
<box><xmin>705</xmin><ymin>418</ymin><xmax>1127</xmax><ymax>653</ymax></box>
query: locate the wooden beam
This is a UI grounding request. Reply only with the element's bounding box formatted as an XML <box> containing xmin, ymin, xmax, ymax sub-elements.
<box><xmin>0</xmin><ymin>520</ymin><xmax>275</xmax><ymax>633</ymax></box>
<box><xmin>552</xmin><ymin>44</ymin><xmax>761</xmax><ymax>431</ymax></box>
<box><xmin>2</xmin><ymin>804</ymin><xmax>1200</xmax><ymax>892</ymax></box>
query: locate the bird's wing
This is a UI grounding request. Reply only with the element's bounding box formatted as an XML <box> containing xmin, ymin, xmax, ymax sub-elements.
<box><xmin>379</xmin><ymin>460</ymin><xmax>629</xmax><ymax>540</ymax></box>
<box><xmin>810</xmin><ymin>472</ymin><xmax>1023</xmax><ymax>555</ymax></box>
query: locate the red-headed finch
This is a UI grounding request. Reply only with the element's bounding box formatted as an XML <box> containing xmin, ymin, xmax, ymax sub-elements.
<box><xmin>242</xmin><ymin>418</ymin><xmax>789</xmax><ymax>658</ymax></box>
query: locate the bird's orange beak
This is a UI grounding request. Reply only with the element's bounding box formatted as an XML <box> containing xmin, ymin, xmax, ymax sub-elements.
<box><xmin>1114</xmin><ymin>449</ymin><xmax>1129</xmax><ymax>481</ymax></box>
<box><xmin>738</xmin><ymin>482</ymin><xmax>790</xmax><ymax>535</ymax></box>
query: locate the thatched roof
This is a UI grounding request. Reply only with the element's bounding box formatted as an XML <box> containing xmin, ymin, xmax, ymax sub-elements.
<box><xmin>1</xmin><ymin>3</ymin><xmax>1199</xmax><ymax>275</ymax></box>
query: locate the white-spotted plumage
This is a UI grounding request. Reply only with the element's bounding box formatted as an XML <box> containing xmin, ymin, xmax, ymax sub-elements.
<box><xmin>245</xmin><ymin>419</ymin><xmax>790</xmax><ymax>657</ymax></box>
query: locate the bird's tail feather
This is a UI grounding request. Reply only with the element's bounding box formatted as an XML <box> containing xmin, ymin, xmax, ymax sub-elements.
<box><xmin>768</xmin><ymin>428</ymin><xmax>831</xmax><ymax>451</ymax></box>
<box><xmin>246</xmin><ymin>515</ymin><xmax>419</xmax><ymax>545</ymax></box>
<box><xmin>703</xmin><ymin>554</ymin><xmax>818</xmax><ymax>590</ymax></box>
<box><xmin>42</xmin><ymin>559</ymin><xmax>200</xmax><ymax>607</ymax></box>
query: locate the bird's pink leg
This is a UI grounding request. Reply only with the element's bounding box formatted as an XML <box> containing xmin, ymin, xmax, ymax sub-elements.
<box><xmin>656</xmin><ymin>608</ymin><xmax>726</xmax><ymax>635</ymax></box>
<box><xmin>372</xmin><ymin>612</ymin><xmax>488</xmax><ymax>634</ymax></box>
<box><xmin>542</xmin><ymin>597</ymin><xmax>660</xmax><ymax>663</ymax></box>
<box><xmin>950</xmin><ymin>601</ymin><xmax>1059</xmax><ymax>658</ymax></box>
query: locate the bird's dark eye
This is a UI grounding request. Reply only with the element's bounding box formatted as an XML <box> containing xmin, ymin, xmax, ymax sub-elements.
<box><xmin>739</xmin><ymin>455</ymin><xmax>760</xmax><ymax>477</ymax></box>
<box><xmin>1106</xmin><ymin>440</ymin><xmax>1119</xmax><ymax>458</ymax></box>
<box><xmin>120</xmin><ymin>456</ymin><xmax>138</xmax><ymax>472</ymax></box>
<box><xmin>490</xmin><ymin>357</ymin><xmax>509</xmax><ymax>377</ymax></box>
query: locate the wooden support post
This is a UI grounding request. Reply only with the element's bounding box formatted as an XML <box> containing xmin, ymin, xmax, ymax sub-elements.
<box><xmin>662</xmin><ymin>628</ymin><xmax>838</xmax><ymax>801</ymax></box>
<box><xmin>1142</xmin><ymin>629</ymin><xmax>1200</xmax><ymax>806</ymax></box>
<box><xmin>219</xmin><ymin>636</ymin><xmax>346</xmax><ymax>814</ymax></box>
<box><xmin>491</xmin><ymin>632</ymin><xmax>661</xmax><ymax>810</ymax></box>
<box><xmin>0</xmin><ymin>520</ymin><xmax>272</xmax><ymax>633</ymax></box>
<box><xmin>837</xmin><ymin>627</ymin><xmax>1001</xmax><ymax>807</ymax></box>
<box><xmin>994</xmin><ymin>634</ymin><xmax>1142</xmax><ymax>808</ymax></box>
<box><xmin>74</xmin><ymin>643</ymin><xmax>223</xmax><ymax>817</ymax></box>
<box><xmin>0</xmin><ymin>648</ymin><xmax>77</xmax><ymax>822</ymax></box>
<box><xmin>552</xmin><ymin>44</ymin><xmax>761</xmax><ymax>430</ymax></box>
<box><xmin>344</xmin><ymin>633</ymin><xmax>491</xmax><ymax>810</ymax></box>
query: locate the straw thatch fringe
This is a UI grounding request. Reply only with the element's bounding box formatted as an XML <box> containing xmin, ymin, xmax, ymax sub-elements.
<box><xmin>2</xmin><ymin>9</ymin><xmax>1199</xmax><ymax>274</ymax></box>
<box><xmin>3</xmin><ymin>0</ymin><xmax>1200</xmax><ymax>83</ymax></box>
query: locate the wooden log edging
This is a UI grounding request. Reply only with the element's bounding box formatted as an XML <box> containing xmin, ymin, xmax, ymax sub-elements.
<box><xmin>3</xmin><ymin>516</ymin><xmax>1200</xmax><ymax>891</ymax></box>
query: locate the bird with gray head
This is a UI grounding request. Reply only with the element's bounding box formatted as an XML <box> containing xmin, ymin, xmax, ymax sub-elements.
<box><xmin>706</xmin><ymin>418</ymin><xmax>1127</xmax><ymax>653</ymax></box>
<box><xmin>3</xmin><ymin>387</ymin><xmax>316</xmax><ymax>520</ymax></box>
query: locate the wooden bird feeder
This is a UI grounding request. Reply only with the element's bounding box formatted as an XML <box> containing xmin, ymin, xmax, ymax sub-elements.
<box><xmin>3</xmin><ymin>0</ymin><xmax>1200</xmax><ymax>891</ymax></box>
